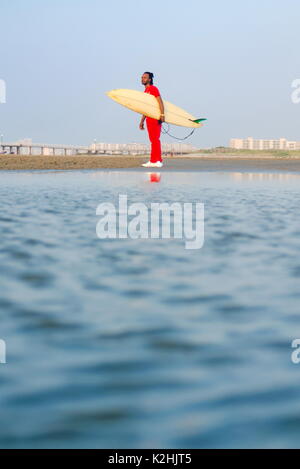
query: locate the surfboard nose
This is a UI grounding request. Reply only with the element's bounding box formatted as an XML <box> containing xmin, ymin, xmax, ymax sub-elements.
<box><xmin>106</xmin><ymin>90</ymin><xmax>117</xmax><ymax>99</ymax></box>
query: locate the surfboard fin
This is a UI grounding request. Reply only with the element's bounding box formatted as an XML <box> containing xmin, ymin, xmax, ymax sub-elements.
<box><xmin>191</xmin><ymin>118</ymin><xmax>207</xmax><ymax>123</ymax></box>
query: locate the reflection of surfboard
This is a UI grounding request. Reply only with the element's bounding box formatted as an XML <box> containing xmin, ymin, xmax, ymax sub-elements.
<box><xmin>106</xmin><ymin>89</ymin><xmax>206</xmax><ymax>129</ymax></box>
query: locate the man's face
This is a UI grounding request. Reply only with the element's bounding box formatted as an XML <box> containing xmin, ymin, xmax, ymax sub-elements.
<box><xmin>141</xmin><ymin>74</ymin><xmax>150</xmax><ymax>86</ymax></box>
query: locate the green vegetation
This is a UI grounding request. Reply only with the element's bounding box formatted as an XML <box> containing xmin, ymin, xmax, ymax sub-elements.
<box><xmin>193</xmin><ymin>148</ymin><xmax>300</xmax><ymax>158</ymax></box>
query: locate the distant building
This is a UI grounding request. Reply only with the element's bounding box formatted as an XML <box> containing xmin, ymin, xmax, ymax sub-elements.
<box><xmin>230</xmin><ymin>137</ymin><xmax>300</xmax><ymax>151</ymax></box>
<box><xmin>90</xmin><ymin>142</ymin><xmax>197</xmax><ymax>155</ymax></box>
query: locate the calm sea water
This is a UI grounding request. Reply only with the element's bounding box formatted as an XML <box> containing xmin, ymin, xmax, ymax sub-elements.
<box><xmin>0</xmin><ymin>169</ymin><xmax>300</xmax><ymax>449</ymax></box>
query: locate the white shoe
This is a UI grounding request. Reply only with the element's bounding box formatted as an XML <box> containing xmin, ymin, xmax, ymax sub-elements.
<box><xmin>152</xmin><ymin>161</ymin><xmax>163</xmax><ymax>168</ymax></box>
<box><xmin>141</xmin><ymin>161</ymin><xmax>155</xmax><ymax>167</ymax></box>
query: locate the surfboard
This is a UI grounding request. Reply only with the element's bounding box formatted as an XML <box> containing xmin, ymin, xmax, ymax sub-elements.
<box><xmin>106</xmin><ymin>89</ymin><xmax>206</xmax><ymax>129</ymax></box>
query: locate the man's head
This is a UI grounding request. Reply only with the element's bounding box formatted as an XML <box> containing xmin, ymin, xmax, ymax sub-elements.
<box><xmin>141</xmin><ymin>72</ymin><xmax>154</xmax><ymax>86</ymax></box>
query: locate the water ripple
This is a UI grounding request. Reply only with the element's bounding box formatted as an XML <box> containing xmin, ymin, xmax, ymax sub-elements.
<box><xmin>0</xmin><ymin>170</ymin><xmax>300</xmax><ymax>448</ymax></box>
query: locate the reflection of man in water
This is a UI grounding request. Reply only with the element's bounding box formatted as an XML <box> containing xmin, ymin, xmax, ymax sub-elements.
<box><xmin>140</xmin><ymin>72</ymin><xmax>164</xmax><ymax>168</ymax></box>
<box><xmin>147</xmin><ymin>172</ymin><xmax>161</xmax><ymax>183</ymax></box>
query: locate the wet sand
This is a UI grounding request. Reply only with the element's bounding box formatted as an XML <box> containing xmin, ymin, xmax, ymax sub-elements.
<box><xmin>1</xmin><ymin>154</ymin><xmax>300</xmax><ymax>172</ymax></box>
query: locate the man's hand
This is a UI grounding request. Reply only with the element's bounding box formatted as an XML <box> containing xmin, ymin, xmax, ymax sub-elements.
<box><xmin>160</xmin><ymin>115</ymin><xmax>165</xmax><ymax>123</ymax></box>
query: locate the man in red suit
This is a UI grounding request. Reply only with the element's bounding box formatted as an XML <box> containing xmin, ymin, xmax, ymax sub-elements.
<box><xmin>140</xmin><ymin>72</ymin><xmax>164</xmax><ymax>168</ymax></box>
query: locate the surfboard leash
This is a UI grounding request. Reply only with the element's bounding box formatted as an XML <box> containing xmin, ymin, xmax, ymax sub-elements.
<box><xmin>161</xmin><ymin>123</ymin><xmax>196</xmax><ymax>141</ymax></box>
<box><xmin>161</xmin><ymin>119</ymin><xmax>207</xmax><ymax>141</ymax></box>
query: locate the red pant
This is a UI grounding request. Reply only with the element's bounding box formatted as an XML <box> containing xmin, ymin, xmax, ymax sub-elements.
<box><xmin>146</xmin><ymin>117</ymin><xmax>162</xmax><ymax>163</ymax></box>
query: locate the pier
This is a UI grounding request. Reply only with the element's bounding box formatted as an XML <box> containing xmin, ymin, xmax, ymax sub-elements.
<box><xmin>0</xmin><ymin>141</ymin><xmax>197</xmax><ymax>156</ymax></box>
<box><xmin>0</xmin><ymin>142</ymin><xmax>89</xmax><ymax>156</ymax></box>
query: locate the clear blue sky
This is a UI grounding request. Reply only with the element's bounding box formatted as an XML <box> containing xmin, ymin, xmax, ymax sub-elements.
<box><xmin>0</xmin><ymin>0</ymin><xmax>299</xmax><ymax>147</ymax></box>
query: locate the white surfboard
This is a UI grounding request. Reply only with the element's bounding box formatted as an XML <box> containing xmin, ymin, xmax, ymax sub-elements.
<box><xmin>106</xmin><ymin>89</ymin><xmax>205</xmax><ymax>129</ymax></box>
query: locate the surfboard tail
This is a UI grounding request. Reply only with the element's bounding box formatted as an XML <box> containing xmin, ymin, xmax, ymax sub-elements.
<box><xmin>190</xmin><ymin>118</ymin><xmax>207</xmax><ymax>124</ymax></box>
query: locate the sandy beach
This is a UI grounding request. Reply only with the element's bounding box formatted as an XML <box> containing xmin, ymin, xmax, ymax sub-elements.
<box><xmin>1</xmin><ymin>154</ymin><xmax>300</xmax><ymax>171</ymax></box>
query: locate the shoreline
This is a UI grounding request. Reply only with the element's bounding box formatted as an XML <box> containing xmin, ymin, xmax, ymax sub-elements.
<box><xmin>1</xmin><ymin>154</ymin><xmax>300</xmax><ymax>172</ymax></box>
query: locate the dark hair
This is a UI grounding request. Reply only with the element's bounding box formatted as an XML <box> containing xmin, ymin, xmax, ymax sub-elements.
<box><xmin>144</xmin><ymin>71</ymin><xmax>154</xmax><ymax>85</ymax></box>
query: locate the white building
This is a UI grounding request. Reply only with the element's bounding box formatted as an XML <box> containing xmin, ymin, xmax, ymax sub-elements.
<box><xmin>91</xmin><ymin>142</ymin><xmax>197</xmax><ymax>155</ymax></box>
<box><xmin>230</xmin><ymin>137</ymin><xmax>300</xmax><ymax>151</ymax></box>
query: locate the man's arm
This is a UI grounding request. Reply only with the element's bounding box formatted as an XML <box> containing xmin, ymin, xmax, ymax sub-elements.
<box><xmin>139</xmin><ymin>94</ymin><xmax>165</xmax><ymax>129</ymax></box>
<box><xmin>156</xmin><ymin>96</ymin><xmax>165</xmax><ymax>122</ymax></box>
<box><xmin>139</xmin><ymin>115</ymin><xmax>146</xmax><ymax>130</ymax></box>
